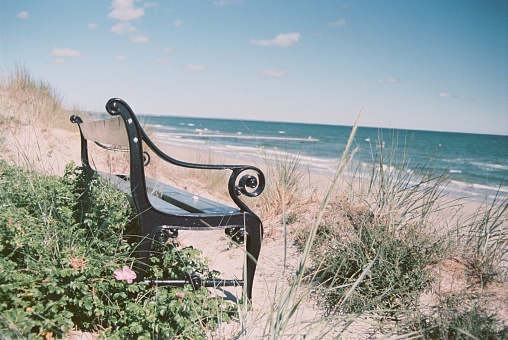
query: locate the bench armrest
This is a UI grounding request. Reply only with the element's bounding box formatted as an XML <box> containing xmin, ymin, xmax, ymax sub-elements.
<box><xmin>106</xmin><ymin>98</ymin><xmax>265</xmax><ymax>213</ymax></box>
<box><xmin>143</xmin><ymin>130</ymin><xmax>265</xmax><ymax>211</ymax></box>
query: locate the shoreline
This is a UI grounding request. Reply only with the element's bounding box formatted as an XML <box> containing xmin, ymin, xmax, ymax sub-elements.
<box><xmin>151</xmin><ymin>132</ymin><xmax>507</xmax><ymax>206</ymax></box>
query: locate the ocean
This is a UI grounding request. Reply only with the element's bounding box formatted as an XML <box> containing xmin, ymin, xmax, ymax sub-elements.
<box><xmin>140</xmin><ymin>115</ymin><xmax>508</xmax><ymax>203</ymax></box>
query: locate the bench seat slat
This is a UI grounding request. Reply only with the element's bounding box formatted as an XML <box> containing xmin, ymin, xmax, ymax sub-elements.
<box><xmin>144</xmin><ymin>178</ymin><xmax>238</xmax><ymax>215</ymax></box>
<box><xmin>99</xmin><ymin>172</ymin><xmax>190</xmax><ymax>214</ymax></box>
<box><xmin>99</xmin><ymin>172</ymin><xmax>238</xmax><ymax>215</ymax></box>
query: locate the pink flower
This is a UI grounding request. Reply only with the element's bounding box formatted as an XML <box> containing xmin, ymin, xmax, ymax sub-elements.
<box><xmin>114</xmin><ymin>266</ymin><xmax>137</xmax><ymax>283</ymax></box>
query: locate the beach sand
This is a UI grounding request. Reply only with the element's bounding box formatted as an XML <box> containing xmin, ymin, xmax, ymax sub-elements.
<box><xmin>3</xmin><ymin>121</ymin><xmax>507</xmax><ymax>338</ymax></box>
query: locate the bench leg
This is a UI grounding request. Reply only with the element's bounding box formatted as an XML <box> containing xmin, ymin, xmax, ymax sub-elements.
<box><xmin>244</xmin><ymin>220</ymin><xmax>263</xmax><ymax>302</ymax></box>
<box><xmin>132</xmin><ymin>236</ymin><xmax>153</xmax><ymax>282</ymax></box>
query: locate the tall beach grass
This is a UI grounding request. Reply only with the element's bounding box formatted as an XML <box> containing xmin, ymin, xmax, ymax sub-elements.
<box><xmin>1</xmin><ymin>69</ymin><xmax>507</xmax><ymax>338</ymax></box>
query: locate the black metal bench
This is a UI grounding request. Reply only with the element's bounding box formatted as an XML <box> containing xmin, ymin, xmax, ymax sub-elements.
<box><xmin>70</xmin><ymin>98</ymin><xmax>264</xmax><ymax>301</ymax></box>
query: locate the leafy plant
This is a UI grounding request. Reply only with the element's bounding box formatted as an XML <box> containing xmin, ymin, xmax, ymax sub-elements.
<box><xmin>0</xmin><ymin>161</ymin><xmax>236</xmax><ymax>338</ymax></box>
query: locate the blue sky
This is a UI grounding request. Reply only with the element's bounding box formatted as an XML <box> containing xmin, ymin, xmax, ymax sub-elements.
<box><xmin>1</xmin><ymin>0</ymin><xmax>507</xmax><ymax>135</ymax></box>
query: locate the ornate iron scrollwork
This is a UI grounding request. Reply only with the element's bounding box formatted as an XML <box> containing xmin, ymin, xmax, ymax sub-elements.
<box><xmin>228</xmin><ymin>166</ymin><xmax>265</xmax><ymax>212</ymax></box>
<box><xmin>225</xmin><ymin>227</ymin><xmax>244</xmax><ymax>244</ymax></box>
<box><xmin>106</xmin><ymin>99</ymin><xmax>121</xmax><ymax>116</ymax></box>
<box><xmin>142</xmin><ymin>151</ymin><xmax>151</xmax><ymax>166</ymax></box>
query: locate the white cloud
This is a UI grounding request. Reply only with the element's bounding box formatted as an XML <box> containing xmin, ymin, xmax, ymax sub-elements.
<box><xmin>131</xmin><ymin>35</ymin><xmax>149</xmax><ymax>43</ymax></box>
<box><xmin>438</xmin><ymin>92</ymin><xmax>457</xmax><ymax>98</ymax></box>
<box><xmin>156</xmin><ymin>58</ymin><xmax>170</xmax><ymax>64</ymax></box>
<box><xmin>259</xmin><ymin>69</ymin><xmax>287</xmax><ymax>78</ymax></box>
<box><xmin>88</xmin><ymin>23</ymin><xmax>99</xmax><ymax>30</ymax></box>
<box><xmin>51</xmin><ymin>48</ymin><xmax>82</xmax><ymax>58</ymax></box>
<box><xmin>116</xmin><ymin>55</ymin><xmax>127</xmax><ymax>62</ymax></box>
<box><xmin>17</xmin><ymin>11</ymin><xmax>29</xmax><ymax>19</ymax></box>
<box><xmin>108</xmin><ymin>0</ymin><xmax>144</xmax><ymax>20</ymax></box>
<box><xmin>250</xmin><ymin>33</ymin><xmax>301</xmax><ymax>47</ymax></box>
<box><xmin>186</xmin><ymin>64</ymin><xmax>206</xmax><ymax>71</ymax></box>
<box><xmin>377</xmin><ymin>78</ymin><xmax>399</xmax><ymax>84</ymax></box>
<box><xmin>173</xmin><ymin>20</ymin><xmax>183</xmax><ymax>28</ymax></box>
<box><xmin>111</xmin><ymin>22</ymin><xmax>137</xmax><ymax>35</ymax></box>
<box><xmin>329</xmin><ymin>19</ymin><xmax>346</xmax><ymax>28</ymax></box>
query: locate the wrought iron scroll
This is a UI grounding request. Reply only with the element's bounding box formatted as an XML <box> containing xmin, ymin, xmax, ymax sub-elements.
<box><xmin>228</xmin><ymin>166</ymin><xmax>265</xmax><ymax>212</ymax></box>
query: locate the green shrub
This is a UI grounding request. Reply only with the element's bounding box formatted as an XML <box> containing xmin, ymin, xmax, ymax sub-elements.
<box><xmin>0</xmin><ymin>161</ymin><xmax>235</xmax><ymax>338</ymax></box>
<box><xmin>404</xmin><ymin>293</ymin><xmax>508</xmax><ymax>339</ymax></box>
<box><xmin>297</xmin><ymin>199</ymin><xmax>443</xmax><ymax>316</ymax></box>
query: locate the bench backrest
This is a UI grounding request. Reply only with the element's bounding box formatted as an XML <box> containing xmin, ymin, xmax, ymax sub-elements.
<box><xmin>76</xmin><ymin>116</ymin><xmax>130</xmax><ymax>147</ymax></box>
<box><xmin>71</xmin><ymin>99</ymin><xmax>153</xmax><ymax>215</ymax></box>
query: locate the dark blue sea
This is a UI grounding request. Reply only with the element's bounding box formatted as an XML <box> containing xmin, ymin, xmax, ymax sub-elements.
<box><xmin>140</xmin><ymin>115</ymin><xmax>508</xmax><ymax>203</ymax></box>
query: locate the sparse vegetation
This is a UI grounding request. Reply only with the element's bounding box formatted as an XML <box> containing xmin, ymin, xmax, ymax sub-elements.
<box><xmin>290</xmin><ymin>131</ymin><xmax>508</xmax><ymax>337</ymax></box>
<box><xmin>1</xmin><ymin>68</ymin><xmax>507</xmax><ymax>338</ymax></box>
<box><xmin>259</xmin><ymin>151</ymin><xmax>305</xmax><ymax>220</ymax></box>
<box><xmin>0</xmin><ymin>66</ymin><xmax>71</xmax><ymax>131</ymax></box>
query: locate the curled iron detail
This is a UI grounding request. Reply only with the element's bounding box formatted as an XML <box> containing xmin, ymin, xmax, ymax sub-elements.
<box><xmin>106</xmin><ymin>99</ymin><xmax>121</xmax><ymax>116</ymax></box>
<box><xmin>228</xmin><ymin>167</ymin><xmax>265</xmax><ymax>210</ymax></box>
<box><xmin>237</xmin><ymin>174</ymin><xmax>261</xmax><ymax>197</ymax></box>
<box><xmin>143</xmin><ymin>151</ymin><xmax>151</xmax><ymax>166</ymax></box>
<box><xmin>70</xmin><ymin>115</ymin><xmax>83</xmax><ymax>124</ymax></box>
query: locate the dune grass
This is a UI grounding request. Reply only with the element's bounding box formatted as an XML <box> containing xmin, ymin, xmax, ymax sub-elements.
<box><xmin>0</xmin><ymin>66</ymin><xmax>73</xmax><ymax>131</ymax></box>
<box><xmin>289</xmin><ymin>128</ymin><xmax>508</xmax><ymax>338</ymax></box>
<box><xmin>1</xmin><ymin>69</ymin><xmax>507</xmax><ymax>338</ymax></box>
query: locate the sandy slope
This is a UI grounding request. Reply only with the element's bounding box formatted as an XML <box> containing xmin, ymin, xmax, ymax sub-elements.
<box><xmin>3</xmin><ymin>122</ymin><xmax>507</xmax><ymax>339</ymax></box>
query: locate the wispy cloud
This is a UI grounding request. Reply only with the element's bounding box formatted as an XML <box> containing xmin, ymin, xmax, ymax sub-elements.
<box><xmin>329</xmin><ymin>19</ymin><xmax>347</xmax><ymax>28</ymax></box>
<box><xmin>116</xmin><ymin>55</ymin><xmax>127</xmax><ymax>62</ymax></box>
<box><xmin>213</xmin><ymin>0</ymin><xmax>243</xmax><ymax>6</ymax></box>
<box><xmin>111</xmin><ymin>22</ymin><xmax>137</xmax><ymax>35</ymax></box>
<box><xmin>51</xmin><ymin>48</ymin><xmax>82</xmax><ymax>58</ymax></box>
<box><xmin>438</xmin><ymin>92</ymin><xmax>458</xmax><ymax>98</ymax></box>
<box><xmin>108</xmin><ymin>0</ymin><xmax>149</xmax><ymax>43</ymax></box>
<box><xmin>108</xmin><ymin>0</ymin><xmax>144</xmax><ymax>20</ymax></box>
<box><xmin>437</xmin><ymin>92</ymin><xmax>475</xmax><ymax>101</ymax></box>
<box><xmin>87</xmin><ymin>23</ymin><xmax>99</xmax><ymax>30</ymax></box>
<box><xmin>186</xmin><ymin>64</ymin><xmax>206</xmax><ymax>71</ymax></box>
<box><xmin>250</xmin><ymin>33</ymin><xmax>301</xmax><ymax>47</ymax></box>
<box><xmin>155</xmin><ymin>58</ymin><xmax>170</xmax><ymax>64</ymax></box>
<box><xmin>377</xmin><ymin>78</ymin><xmax>399</xmax><ymax>84</ymax></box>
<box><xmin>50</xmin><ymin>48</ymin><xmax>81</xmax><ymax>65</ymax></box>
<box><xmin>131</xmin><ymin>35</ymin><xmax>149</xmax><ymax>43</ymax></box>
<box><xmin>173</xmin><ymin>20</ymin><xmax>183</xmax><ymax>28</ymax></box>
<box><xmin>17</xmin><ymin>11</ymin><xmax>30</xmax><ymax>19</ymax></box>
<box><xmin>259</xmin><ymin>69</ymin><xmax>287</xmax><ymax>78</ymax></box>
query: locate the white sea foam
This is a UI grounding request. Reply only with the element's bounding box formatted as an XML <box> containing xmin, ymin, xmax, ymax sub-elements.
<box><xmin>471</xmin><ymin>161</ymin><xmax>508</xmax><ymax>172</ymax></box>
<box><xmin>158</xmin><ymin>132</ymin><xmax>319</xmax><ymax>142</ymax></box>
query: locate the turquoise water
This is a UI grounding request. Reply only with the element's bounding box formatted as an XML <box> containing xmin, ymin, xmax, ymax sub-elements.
<box><xmin>141</xmin><ymin>115</ymin><xmax>508</xmax><ymax>202</ymax></box>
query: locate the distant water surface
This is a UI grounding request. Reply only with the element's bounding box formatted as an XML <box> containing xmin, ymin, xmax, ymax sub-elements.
<box><xmin>140</xmin><ymin>115</ymin><xmax>508</xmax><ymax>203</ymax></box>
